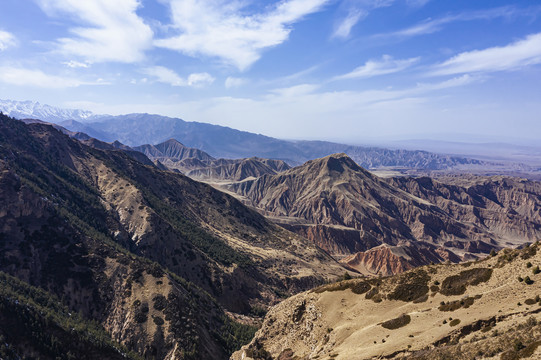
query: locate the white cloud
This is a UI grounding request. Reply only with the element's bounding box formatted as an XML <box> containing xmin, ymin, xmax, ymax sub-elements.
<box><xmin>155</xmin><ymin>0</ymin><xmax>329</xmax><ymax>70</ymax></box>
<box><xmin>36</xmin><ymin>0</ymin><xmax>153</xmax><ymax>63</ymax></box>
<box><xmin>332</xmin><ymin>8</ymin><xmax>365</xmax><ymax>39</ymax></box>
<box><xmin>142</xmin><ymin>66</ymin><xmax>214</xmax><ymax>87</ymax></box>
<box><xmin>334</xmin><ymin>55</ymin><xmax>419</xmax><ymax>80</ymax></box>
<box><xmin>431</xmin><ymin>32</ymin><xmax>541</xmax><ymax>76</ymax></box>
<box><xmin>63</xmin><ymin>60</ymin><xmax>90</xmax><ymax>68</ymax></box>
<box><xmin>225</xmin><ymin>77</ymin><xmax>247</xmax><ymax>88</ymax></box>
<box><xmin>0</xmin><ymin>30</ymin><xmax>16</xmax><ymax>51</ymax></box>
<box><xmin>0</xmin><ymin>66</ymin><xmax>100</xmax><ymax>88</ymax></box>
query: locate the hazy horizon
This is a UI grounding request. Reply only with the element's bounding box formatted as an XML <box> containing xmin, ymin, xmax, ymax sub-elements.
<box><xmin>1</xmin><ymin>0</ymin><xmax>540</xmax><ymax>143</ymax></box>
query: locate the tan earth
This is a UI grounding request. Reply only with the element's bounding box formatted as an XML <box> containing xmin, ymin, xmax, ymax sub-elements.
<box><xmin>233</xmin><ymin>243</ymin><xmax>541</xmax><ymax>360</ymax></box>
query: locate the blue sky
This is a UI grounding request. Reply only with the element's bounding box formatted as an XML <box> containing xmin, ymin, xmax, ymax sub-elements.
<box><xmin>0</xmin><ymin>0</ymin><xmax>540</xmax><ymax>143</ymax></box>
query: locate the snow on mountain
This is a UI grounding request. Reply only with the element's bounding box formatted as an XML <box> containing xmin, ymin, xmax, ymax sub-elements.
<box><xmin>0</xmin><ymin>99</ymin><xmax>97</xmax><ymax>123</ymax></box>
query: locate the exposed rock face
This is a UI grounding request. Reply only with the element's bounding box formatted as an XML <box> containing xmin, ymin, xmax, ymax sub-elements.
<box><xmin>134</xmin><ymin>139</ymin><xmax>291</xmax><ymax>181</ymax></box>
<box><xmin>230</xmin><ymin>153</ymin><xmax>541</xmax><ymax>275</ymax></box>
<box><xmin>233</xmin><ymin>244</ymin><xmax>541</xmax><ymax>360</ymax></box>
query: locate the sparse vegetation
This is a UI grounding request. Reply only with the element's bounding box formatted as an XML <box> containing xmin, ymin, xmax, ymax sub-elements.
<box><xmin>449</xmin><ymin>319</ymin><xmax>461</xmax><ymax>327</ymax></box>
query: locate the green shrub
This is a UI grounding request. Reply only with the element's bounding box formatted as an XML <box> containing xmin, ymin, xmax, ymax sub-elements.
<box><xmin>449</xmin><ymin>319</ymin><xmax>461</xmax><ymax>326</ymax></box>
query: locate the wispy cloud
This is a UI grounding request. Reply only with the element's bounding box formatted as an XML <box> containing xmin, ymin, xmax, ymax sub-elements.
<box><xmin>334</xmin><ymin>55</ymin><xmax>419</xmax><ymax>80</ymax></box>
<box><xmin>155</xmin><ymin>0</ymin><xmax>329</xmax><ymax>71</ymax></box>
<box><xmin>36</xmin><ymin>0</ymin><xmax>152</xmax><ymax>63</ymax></box>
<box><xmin>225</xmin><ymin>77</ymin><xmax>247</xmax><ymax>88</ymax></box>
<box><xmin>142</xmin><ymin>66</ymin><xmax>214</xmax><ymax>87</ymax></box>
<box><xmin>0</xmin><ymin>66</ymin><xmax>104</xmax><ymax>88</ymax></box>
<box><xmin>375</xmin><ymin>6</ymin><xmax>541</xmax><ymax>39</ymax></box>
<box><xmin>0</xmin><ymin>30</ymin><xmax>16</xmax><ymax>51</ymax></box>
<box><xmin>431</xmin><ymin>32</ymin><xmax>541</xmax><ymax>76</ymax></box>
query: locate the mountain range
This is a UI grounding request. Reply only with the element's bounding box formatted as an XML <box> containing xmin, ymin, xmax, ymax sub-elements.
<box><xmin>1</xmin><ymin>99</ymin><xmax>490</xmax><ymax>172</ymax></box>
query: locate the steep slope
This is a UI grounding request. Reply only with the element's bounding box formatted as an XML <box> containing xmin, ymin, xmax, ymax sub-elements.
<box><xmin>234</xmin><ymin>243</ymin><xmax>541</xmax><ymax>360</ymax></box>
<box><xmin>0</xmin><ymin>148</ymin><xmax>246</xmax><ymax>359</ymax></box>
<box><xmin>230</xmin><ymin>154</ymin><xmax>541</xmax><ymax>275</ymax></box>
<box><xmin>0</xmin><ymin>114</ymin><xmax>345</xmax><ymax>358</ymax></box>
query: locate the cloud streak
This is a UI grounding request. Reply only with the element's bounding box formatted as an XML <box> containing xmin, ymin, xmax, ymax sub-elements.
<box><xmin>155</xmin><ymin>0</ymin><xmax>329</xmax><ymax>70</ymax></box>
<box><xmin>36</xmin><ymin>0</ymin><xmax>153</xmax><ymax>63</ymax></box>
<box><xmin>334</xmin><ymin>55</ymin><xmax>419</xmax><ymax>80</ymax></box>
<box><xmin>431</xmin><ymin>32</ymin><xmax>541</xmax><ymax>76</ymax></box>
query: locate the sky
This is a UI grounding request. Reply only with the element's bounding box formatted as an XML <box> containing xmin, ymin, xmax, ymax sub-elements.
<box><xmin>0</xmin><ymin>0</ymin><xmax>540</xmax><ymax>144</ymax></box>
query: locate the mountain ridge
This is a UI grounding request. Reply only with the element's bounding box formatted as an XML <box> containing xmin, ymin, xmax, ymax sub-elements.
<box><xmin>229</xmin><ymin>153</ymin><xmax>541</xmax><ymax>276</ymax></box>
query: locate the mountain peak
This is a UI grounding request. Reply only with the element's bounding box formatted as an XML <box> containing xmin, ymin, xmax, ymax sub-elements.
<box><xmin>306</xmin><ymin>152</ymin><xmax>368</xmax><ymax>176</ymax></box>
<box><xmin>161</xmin><ymin>138</ymin><xmax>186</xmax><ymax>147</ymax></box>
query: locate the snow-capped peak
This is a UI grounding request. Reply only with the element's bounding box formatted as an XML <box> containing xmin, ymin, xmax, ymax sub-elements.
<box><xmin>0</xmin><ymin>99</ymin><xmax>96</xmax><ymax>123</ymax></box>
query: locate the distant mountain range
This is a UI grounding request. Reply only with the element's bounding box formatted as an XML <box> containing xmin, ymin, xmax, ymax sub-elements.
<box><xmin>0</xmin><ymin>99</ymin><xmax>98</xmax><ymax>123</ymax></box>
<box><xmin>0</xmin><ymin>99</ymin><xmax>485</xmax><ymax>170</ymax></box>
